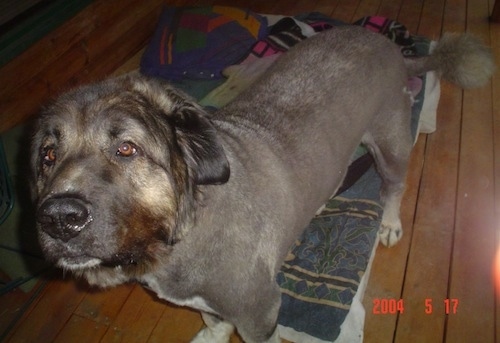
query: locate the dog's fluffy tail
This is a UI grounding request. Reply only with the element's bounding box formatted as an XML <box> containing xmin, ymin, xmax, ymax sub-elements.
<box><xmin>405</xmin><ymin>33</ymin><xmax>495</xmax><ymax>89</ymax></box>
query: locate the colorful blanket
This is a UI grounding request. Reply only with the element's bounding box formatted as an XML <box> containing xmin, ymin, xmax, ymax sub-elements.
<box><xmin>141</xmin><ymin>8</ymin><xmax>435</xmax><ymax>342</ymax></box>
<box><xmin>141</xmin><ymin>6</ymin><xmax>268</xmax><ymax>81</ymax></box>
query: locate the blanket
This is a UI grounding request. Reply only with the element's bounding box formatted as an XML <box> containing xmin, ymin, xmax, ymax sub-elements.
<box><xmin>139</xmin><ymin>8</ymin><xmax>436</xmax><ymax>343</ymax></box>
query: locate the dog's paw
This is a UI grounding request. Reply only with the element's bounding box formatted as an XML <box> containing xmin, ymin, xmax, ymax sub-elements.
<box><xmin>378</xmin><ymin>220</ymin><xmax>403</xmax><ymax>247</ymax></box>
<box><xmin>191</xmin><ymin>323</ymin><xmax>233</xmax><ymax>343</ymax></box>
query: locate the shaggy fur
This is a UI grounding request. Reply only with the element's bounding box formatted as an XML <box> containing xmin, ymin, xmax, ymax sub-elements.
<box><xmin>31</xmin><ymin>26</ymin><xmax>494</xmax><ymax>342</ymax></box>
<box><xmin>404</xmin><ymin>33</ymin><xmax>495</xmax><ymax>88</ymax></box>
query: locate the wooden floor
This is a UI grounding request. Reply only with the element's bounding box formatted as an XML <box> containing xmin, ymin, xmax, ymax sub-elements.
<box><xmin>1</xmin><ymin>0</ymin><xmax>499</xmax><ymax>342</ymax></box>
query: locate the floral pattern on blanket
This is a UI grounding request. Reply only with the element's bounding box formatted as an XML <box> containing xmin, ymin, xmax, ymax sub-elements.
<box><xmin>277</xmin><ymin>174</ymin><xmax>383</xmax><ymax>341</ymax></box>
<box><xmin>279</xmin><ymin>198</ymin><xmax>381</xmax><ymax>302</ymax></box>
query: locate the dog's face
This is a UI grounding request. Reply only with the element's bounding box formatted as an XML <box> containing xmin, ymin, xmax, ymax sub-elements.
<box><xmin>31</xmin><ymin>74</ymin><xmax>229</xmax><ymax>286</ymax></box>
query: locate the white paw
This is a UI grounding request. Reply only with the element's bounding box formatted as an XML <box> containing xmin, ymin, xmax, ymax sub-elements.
<box><xmin>191</xmin><ymin>323</ymin><xmax>233</xmax><ymax>343</ymax></box>
<box><xmin>378</xmin><ymin>220</ymin><xmax>403</xmax><ymax>247</ymax></box>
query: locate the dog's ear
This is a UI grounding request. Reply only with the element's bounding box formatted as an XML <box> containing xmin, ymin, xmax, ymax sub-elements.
<box><xmin>171</xmin><ymin>108</ymin><xmax>230</xmax><ymax>185</ymax></box>
<box><xmin>128</xmin><ymin>74</ymin><xmax>229</xmax><ymax>185</ymax></box>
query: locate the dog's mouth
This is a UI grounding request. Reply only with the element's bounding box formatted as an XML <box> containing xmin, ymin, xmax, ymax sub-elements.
<box><xmin>57</xmin><ymin>253</ymin><xmax>140</xmax><ymax>271</ymax></box>
<box><xmin>57</xmin><ymin>256</ymin><xmax>102</xmax><ymax>271</ymax></box>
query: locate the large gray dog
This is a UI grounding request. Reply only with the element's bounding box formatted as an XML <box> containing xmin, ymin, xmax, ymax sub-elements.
<box><xmin>32</xmin><ymin>26</ymin><xmax>494</xmax><ymax>342</ymax></box>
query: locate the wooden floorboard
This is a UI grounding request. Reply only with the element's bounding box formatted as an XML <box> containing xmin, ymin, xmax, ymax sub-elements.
<box><xmin>492</xmin><ymin>1</ymin><xmax>500</xmax><ymax>340</ymax></box>
<box><xmin>1</xmin><ymin>0</ymin><xmax>498</xmax><ymax>342</ymax></box>
<box><xmin>392</xmin><ymin>1</ymin><xmax>465</xmax><ymax>341</ymax></box>
<box><xmin>394</xmin><ymin>83</ymin><xmax>461</xmax><ymax>342</ymax></box>
<box><xmin>445</xmin><ymin>1</ymin><xmax>496</xmax><ymax>341</ymax></box>
<box><xmin>74</xmin><ymin>283</ymin><xmax>135</xmax><ymax>326</ymax></box>
<box><xmin>6</xmin><ymin>276</ymin><xmax>85</xmax><ymax>342</ymax></box>
<box><xmin>53</xmin><ymin>314</ymin><xmax>109</xmax><ymax>343</ymax></box>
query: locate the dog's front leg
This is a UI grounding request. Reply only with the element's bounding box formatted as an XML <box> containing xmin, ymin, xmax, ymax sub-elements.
<box><xmin>261</xmin><ymin>327</ymin><xmax>280</xmax><ymax>343</ymax></box>
<box><xmin>191</xmin><ymin>312</ymin><xmax>235</xmax><ymax>343</ymax></box>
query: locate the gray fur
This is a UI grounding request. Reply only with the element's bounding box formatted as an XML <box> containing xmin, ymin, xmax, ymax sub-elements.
<box><xmin>31</xmin><ymin>26</ymin><xmax>494</xmax><ymax>342</ymax></box>
<box><xmin>405</xmin><ymin>32</ymin><xmax>495</xmax><ymax>88</ymax></box>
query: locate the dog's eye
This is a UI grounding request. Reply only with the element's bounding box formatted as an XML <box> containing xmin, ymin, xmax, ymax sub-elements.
<box><xmin>42</xmin><ymin>147</ymin><xmax>56</xmax><ymax>166</ymax></box>
<box><xmin>116</xmin><ymin>142</ymin><xmax>137</xmax><ymax>157</ymax></box>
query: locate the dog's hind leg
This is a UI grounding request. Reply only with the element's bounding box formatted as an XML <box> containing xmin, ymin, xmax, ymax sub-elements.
<box><xmin>191</xmin><ymin>312</ymin><xmax>235</xmax><ymax>343</ymax></box>
<box><xmin>362</xmin><ymin>106</ymin><xmax>413</xmax><ymax>247</ymax></box>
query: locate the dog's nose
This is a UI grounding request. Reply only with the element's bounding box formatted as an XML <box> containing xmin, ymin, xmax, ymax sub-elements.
<box><xmin>37</xmin><ymin>197</ymin><xmax>92</xmax><ymax>242</ymax></box>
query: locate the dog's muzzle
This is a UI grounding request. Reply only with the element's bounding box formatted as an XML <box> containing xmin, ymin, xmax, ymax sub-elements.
<box><xmin>37</xmin><ymin>196</ymin><xmax>93</xmax><ymax>242</ymax></box>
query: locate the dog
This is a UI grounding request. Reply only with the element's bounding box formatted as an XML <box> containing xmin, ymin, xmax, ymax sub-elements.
<box><xmin>31</xmin><ymin>26</ymin><xmax>494</xmax><ymax>342</ymax></box>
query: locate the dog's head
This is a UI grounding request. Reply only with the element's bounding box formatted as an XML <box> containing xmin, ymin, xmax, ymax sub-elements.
<box><xmin>31</xmin><ymin>73</ymin><xmax>229</xmax><ymax>286</ymax></box>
